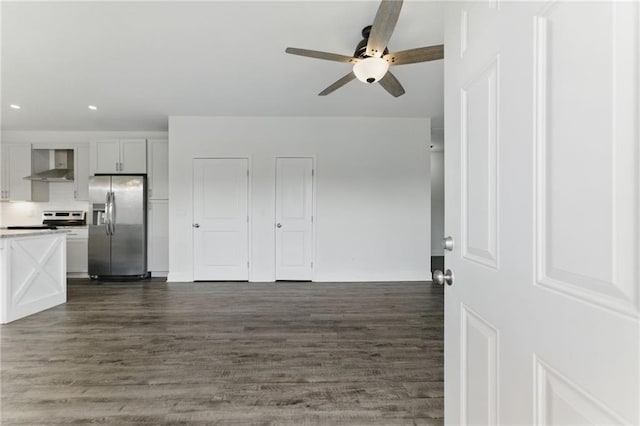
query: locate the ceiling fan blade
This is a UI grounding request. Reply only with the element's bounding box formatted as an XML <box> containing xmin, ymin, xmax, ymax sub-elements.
<box><xmin>378</xmin><ymin>71</ymin><xmax>405</xmax><ymax>97</ymax></box>
<box><xmin>286</xmin><ymin>47</ymin><xmax>358</xmax><ymax>64</ymax></box>
<box><xmin>318</xmin><ymin>72</ymin><xmax>356</xmax><ymax>96</ymax></box>
<box><xmin>384</xmin><ymin>45</ymin><xmax>444</xmax><ymax>66</ymax></box>
<box><xmin>366</xmin><ymin>0</ymin><xmax>404</xmax><ymax>57</ymax></box>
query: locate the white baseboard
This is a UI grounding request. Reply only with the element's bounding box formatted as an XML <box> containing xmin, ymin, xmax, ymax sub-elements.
<box><xmin>166</xmin><ymin>273</ymin><xmax>193</xmax><ymax>282</ymax></box>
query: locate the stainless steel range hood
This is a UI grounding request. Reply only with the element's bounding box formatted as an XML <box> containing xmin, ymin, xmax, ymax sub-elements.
<box><xmin>25</xmin><ymin>168</ymin><xmax>74</xmax><ymax>181</ymax></box>
<box><xmin>25</xmin><ymin>149</ymin><xmax>74</xmax><ymax>182</ymax></box>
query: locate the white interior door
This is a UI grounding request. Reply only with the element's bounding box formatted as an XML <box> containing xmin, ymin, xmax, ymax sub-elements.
<box><xmin>275</xmin><ymin>157</ymin><xmax>314</xmax><ymax>281</ymax></box>
<box><xmin>193</xmin><ymin>158</ymin><xmax>249</xmax><ymax>281</ymax></box>
<box><xmin>443</xmin><ymin>2</ymin><xmax>639</xmax><ymax>425</ymax></box>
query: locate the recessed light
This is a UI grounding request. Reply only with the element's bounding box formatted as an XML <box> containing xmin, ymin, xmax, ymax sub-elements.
<box><xmin>88</xmin><ymin>105</ymin><xmax>97</xmax><ymax>110</ymax></box>
<box><xmin>10</xmin><ymin>104</ymin><xmax>21</xmax><ymax>110</ymax></box>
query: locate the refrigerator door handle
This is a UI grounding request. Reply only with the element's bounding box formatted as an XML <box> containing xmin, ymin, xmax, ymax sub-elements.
<box><xmin>110</xmin><ymin>191</ymin><xmax>116</xmax><ymax>234</ymax></box>
<box><xmin>105</xmin><ymin>192</ymin><xmax>111</xmax><ymax>235</ymax></box>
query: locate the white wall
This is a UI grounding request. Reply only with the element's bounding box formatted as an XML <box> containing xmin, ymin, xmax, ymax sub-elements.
<box><xmin>0</xmin><ymin>130</ymin><xmax>167</xmax><ymax>226</ymax></box>
<box><xmin>169</xmin><ymin>116</ymin><xmax>431</xmax><ymax>283</ymax></box>
<box><xmin>431</xmin><ymin>151</ymin><xmax>445</xmax><ymax>255</ymax></box>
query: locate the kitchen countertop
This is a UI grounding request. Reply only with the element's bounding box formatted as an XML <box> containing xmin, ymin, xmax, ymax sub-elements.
<box><xmin>0</xmin><ymin>229</ymin><xmax>70</xmax><ymax>239</ymax></box>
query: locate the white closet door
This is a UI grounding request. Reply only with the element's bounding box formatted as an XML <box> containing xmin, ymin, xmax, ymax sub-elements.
<box><xmin>193</xmin><ymin>158</ymin><xmax>249</xmax><ymax>281</ymax></box>
<box><xmin>275</xmin><ymin>157</ymin><xmax>314</xmax><ymax>281</ymax></box>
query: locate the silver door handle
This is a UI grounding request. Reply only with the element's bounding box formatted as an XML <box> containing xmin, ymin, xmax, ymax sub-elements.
<box><xmin>193</xmin><ymin>223</ymin><xmax>200</xmax><ymax>228</ymax></box>
<box><xmin>110</xmin><ymin>192</ymin><xmax>116</xmax><ymax>234</ymax></box>
<box><xmin>105</xmin><ymin>192</ymin><xmax>110</xmax><ymax>235</ymax></box>
<box><xmin>442</xmin><ymin>236</ymin><xmax>454</xmax><ymax>251</ymax></box>
<box><xmin>276</xmin><ymin>223</ymin><xmax>282</xmax><ymax>228</ymax></box>
<box><xmin>433</xmin><ymin>269</ymin><xmax>454</xmax><ymax>286</ymax></box>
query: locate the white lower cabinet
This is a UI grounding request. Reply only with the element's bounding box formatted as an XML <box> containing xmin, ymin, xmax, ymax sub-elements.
<box><xmin>66</xmin><ymin>229</ymin><xmax>88</xmax><ymax>275</ymax></box>
<box><xmin>1</xmin><ymin>232</ymin><xmax>67</xmax><ymax>323</ymax></box>
<box><xmin>148</xmin><ymin>200</ymin><xmax>168</xmax><ymax>275</ymax></box>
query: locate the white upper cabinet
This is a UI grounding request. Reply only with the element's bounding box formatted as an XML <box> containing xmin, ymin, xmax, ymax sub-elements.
<box><xmin>1</xmin><ymin>144</ymin><xmax>32</xmax><ymax>201</ymax></box>
<box><xmin>147</xmin><ymin>139</ymin><xmax>168</xmax><ymax>199</ymax></box>
<box><xmin>92</xmin><ymin>139</ymin><xmax>146</xmax><ymax>174</ymax></box>
<box><xmin>94</xmin><ymin>140</ymin><xmax>120</xmax><ymax>174</ymax></box>
<box><xmin>120</xmin><ymin>139</ymin><xmax>147</xmax><ymax>173</ymax></box>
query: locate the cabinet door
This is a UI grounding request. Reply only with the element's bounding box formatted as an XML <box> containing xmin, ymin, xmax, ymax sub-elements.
<box><xmin>0</xmin><ymin>144</ymin><xmax>8</xmax><ymax>200</ymax></box>
<box><xmin>147</xmin><ymin>200</ymin><xmax>169</xmax><ymax>272</ymax></box>
<box><xmin>67</xmin><ymin>238</ymin><xmax>88</xmax><ymax>273</ymax></box>
<box><xmin>147</xmin><ymin>139</ymin><xmax>168</xmax><ymax>199</ymax></box>
<box><xmin>120</xmin><ymin>139</ymin><xmax>146</xmax><ymax>173</ymax></box>
<box><xmin>94</xmin><ymin>140</ymin><xmax>120</xmax><ymax>174</ymax></box>
<box><xmin>74</xmin><ymin>145</ymin><xmax>90</xmax><ymax>200</ymax></box>
<box><xmin>5</xmin><ymin>144</ymin><xmax>32</xmax><ymax>201</ymax></box>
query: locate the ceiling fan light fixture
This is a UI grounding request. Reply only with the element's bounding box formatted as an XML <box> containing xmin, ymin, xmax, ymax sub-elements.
<box><xmin>353</xmin><ymin>57</ymin><xmax>389</xmax><ymax>84</ymax></box>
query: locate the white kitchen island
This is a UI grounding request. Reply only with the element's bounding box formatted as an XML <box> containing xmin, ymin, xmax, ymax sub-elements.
<box><xmin>0</xmin><ymin>229</ymin><xmax>67</xmax><ymax>324</ymax></box>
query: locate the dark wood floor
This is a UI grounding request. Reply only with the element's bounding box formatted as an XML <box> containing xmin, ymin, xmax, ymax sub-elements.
<box><xmin>1</xmin><ymin>279</ymin><xmax>444</xmax><ymax>425</ymax></box>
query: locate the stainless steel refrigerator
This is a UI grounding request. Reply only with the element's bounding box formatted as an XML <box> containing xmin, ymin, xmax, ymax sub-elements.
<box><xmin>88</xmin><ymin>175</ymin><xmax>148</xmax><ymax>279</ymax></box>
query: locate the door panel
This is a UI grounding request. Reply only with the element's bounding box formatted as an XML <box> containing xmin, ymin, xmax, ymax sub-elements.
<box><xmin>120</xmin><ymin>139</ymin><xmax>147</xmax><ymax>173</ymax></box>
<box><xmin>148</xmin><ymin>139</ymin><xmax>169</xmax><ymax>199</ymax></box>
<box><xmin>534</xmin><ymin>2</ymin><xmax>638</xmax><ymax>315</ymax></box>
<box><xmin>444</xmin><ymin>2</ymin><xmax>639</xmax><ymax>425</ymax></box>
<box><xmin>275</xmin><ymin>158</ymin><xmax>313</xmax><ymax>280</ymax></box>
<box><xmin>148</xmin><ymin>200</ymin><xmax>169</xmax><ymax>272</ymax></box>
<box><xmin>193</xmin><ymin>158</ymin><xmax>248</xmax><ymax>281</ymax></box>
<box><xmin>461</xmin><ymin>306</ymin><xmax>498</xmax><ymax>426</ymax></box>
<box><xmin>94</xmin><ymin>140</ymin><xmax>119</xmax><ymax>174</ymax></box>
<box><xmin>461</xmin><ymin>59</ymin><xmax>499</xmax><ymax>269</ymax></box>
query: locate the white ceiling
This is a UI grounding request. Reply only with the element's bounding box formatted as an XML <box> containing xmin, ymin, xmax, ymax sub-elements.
<box><xmin>1</xmin><ymin>1</ymin><xmax>444</xmax><ymax>132</ymax></box>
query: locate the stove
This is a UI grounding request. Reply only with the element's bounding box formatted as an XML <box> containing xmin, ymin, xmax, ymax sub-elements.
<box><xmin>41</xmin><ymin>211</ymin><xmax>87</xmax><ymax>228</ymax></box>
<box><xmin>6</xmin><ymin>225</ymin><xmax>58</xmax><ymax>230</ymax></box>
<box><xmin>5</xmin><ymin>211</ymin><xmax>87</xmax><ymax>231</ymax></box>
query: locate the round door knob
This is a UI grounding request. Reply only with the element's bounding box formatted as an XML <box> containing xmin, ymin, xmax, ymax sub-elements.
<box><xmin>276</xmin><ymin>223</ymin><xmax>282</xmax><ymax>228</ymax></box>
<box><xmin>433</xmin><ymin>269</ymin><xmax>454</xmax><ymax>286</ymax></box>
<box><xmin>193</xmin><ymin>223</ymin><xmax>200</xmax><ymax>228</ymax></box>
